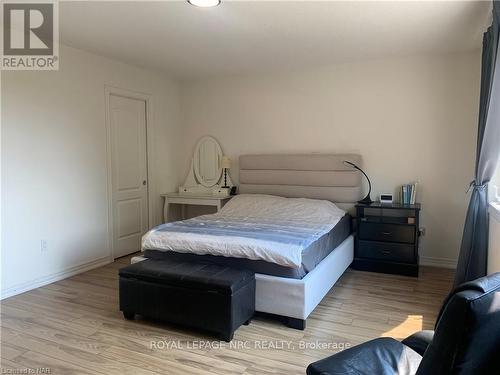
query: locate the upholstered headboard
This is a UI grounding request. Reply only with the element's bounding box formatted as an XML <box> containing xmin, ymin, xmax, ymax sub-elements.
<box><xmin>238</xmin><ymin>154</ymin><xmax>363</xmax><ymax>210</ymax></box>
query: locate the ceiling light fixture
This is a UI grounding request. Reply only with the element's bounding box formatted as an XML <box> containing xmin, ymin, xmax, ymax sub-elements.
<box><xmin>187</xmin><ymin>0</ymin><xmax>221</xmax><ymax>7</ymax></box>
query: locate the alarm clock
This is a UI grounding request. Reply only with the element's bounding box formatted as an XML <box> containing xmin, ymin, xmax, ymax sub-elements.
<box><xmin>380</xmin><ymin>193</ymin><xmax>393</xmax><ymax>204</ymax></box>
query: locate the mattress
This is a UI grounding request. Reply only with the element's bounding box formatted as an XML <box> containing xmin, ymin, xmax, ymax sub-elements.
<box><xmin>144</xmin><ymin>213</ymin><xmax>351</xmax><ymax>279</ymax></box>
<box><xmin>142</xmin><ymin>194</ymin><xmax>347</xmax><ymax>268</ymax></box>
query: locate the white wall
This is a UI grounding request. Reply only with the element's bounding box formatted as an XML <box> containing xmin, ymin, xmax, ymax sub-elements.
<box><xmin>1</xmin><ymin>45</ymin><xmax>181</xmax><ymax>297</ymax></box>
<box><xmin>180</xmin><ymin>51</ymin><xmax>481</xmax><ymax>268</ymax></box>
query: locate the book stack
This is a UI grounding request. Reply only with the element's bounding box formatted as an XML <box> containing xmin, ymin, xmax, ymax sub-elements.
<box><xmin>401</xmin><ymin>182</ymin><xmax>418</xmax><ymax>205</ymax></box>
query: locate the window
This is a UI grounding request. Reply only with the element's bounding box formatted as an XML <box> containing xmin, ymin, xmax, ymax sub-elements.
<box><xmin>490</xmin><ymin>158</ymin><xmax>500</xmax><ymax>203</ymax></box>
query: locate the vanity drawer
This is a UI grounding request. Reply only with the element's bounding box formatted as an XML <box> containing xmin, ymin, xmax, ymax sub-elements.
<box><xmin>357</xmin><ymin>241</ymin><xmax>415</xmax><ymax>263</ymax></box>
<box><xmin>358</xmin><ymin>223</ymin><xmax>415</xmax><ymax>244</ymax></box>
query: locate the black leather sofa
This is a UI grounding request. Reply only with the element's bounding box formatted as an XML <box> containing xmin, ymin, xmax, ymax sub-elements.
<box><xmin>307</xmin><ymin>273</ymin><xmax>500</xmax><ymax>375</ymax></box>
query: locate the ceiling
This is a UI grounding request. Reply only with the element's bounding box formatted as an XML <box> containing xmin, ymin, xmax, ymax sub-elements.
<box><xmin>60</xmin><ymin>1</ymin><xmax>492</xmax><ymax>80</ymax></box>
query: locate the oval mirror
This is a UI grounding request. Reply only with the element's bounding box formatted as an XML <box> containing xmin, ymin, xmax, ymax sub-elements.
<box><xmin>193</xmin><ymin>136</ymin><xmax>223</xmax><ymax>187</ymax></box>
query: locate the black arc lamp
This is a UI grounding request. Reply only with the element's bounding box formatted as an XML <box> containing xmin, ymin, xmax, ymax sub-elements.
<box><xmin>343</xmin><ymin>160</ymin><xmax>373</xmax><ymax>205</ymax></box>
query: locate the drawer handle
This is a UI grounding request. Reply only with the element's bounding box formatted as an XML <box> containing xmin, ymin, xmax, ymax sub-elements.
<box><xmin>382</xmin><ymin>231</ymin><xmax>392</xmax><ymax>235</ymax></box>
<box><xmin>382</xmin><ymin>250</ymin><xmax>391</xmax><ymax>254</ymax></box>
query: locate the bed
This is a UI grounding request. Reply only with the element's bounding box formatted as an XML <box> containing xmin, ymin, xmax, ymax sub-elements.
<box><xmin>132</xmin><ymin>153</ymin><xmax>363</xmax><ymax>328</ymax></box>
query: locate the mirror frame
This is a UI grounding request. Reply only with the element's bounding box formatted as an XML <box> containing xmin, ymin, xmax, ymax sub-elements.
<box><xmin>193</xmin><ymin>136</ymin><xmax>223</xmax><ymax>188</ymax></box>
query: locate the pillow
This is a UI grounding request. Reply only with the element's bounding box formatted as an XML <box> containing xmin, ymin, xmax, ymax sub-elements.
<box><xmin>217</xmin><ymin>194</ymin><xmax>346</xmax><ymax>224</ymax></box>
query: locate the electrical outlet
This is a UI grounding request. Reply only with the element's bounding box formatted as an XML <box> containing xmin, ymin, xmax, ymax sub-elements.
<box><xmin>41</xmin><ymin>239</ymin><xmax>48</xmax><ymax>252</ymax></box>
<box><xmin>419</xmin><ymin>227</ymin><xmax>426</xmax><ymax>236</ymax></box>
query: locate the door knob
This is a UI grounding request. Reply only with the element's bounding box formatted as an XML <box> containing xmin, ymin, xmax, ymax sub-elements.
<box><xmin>143</xmin><ymin>180</ymin><xmax>147</xmax><ymax>186</ymax></box>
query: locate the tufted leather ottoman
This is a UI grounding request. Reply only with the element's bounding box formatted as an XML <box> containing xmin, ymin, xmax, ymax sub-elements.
<box><xmin>119</xmin><ymin>259</ymin><xmax>255</xmax><ymax>341</ymax></box>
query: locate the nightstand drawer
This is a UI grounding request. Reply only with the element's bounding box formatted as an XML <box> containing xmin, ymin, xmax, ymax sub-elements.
<box><xmin>357</xmin><ymin>241</ymin><xmax>415</xmax><ymax>263</ymax></box>
<box><xmin>358</xmin><ymin>223</ymin><xmax>415</xmax><ymax>243</ymax></box>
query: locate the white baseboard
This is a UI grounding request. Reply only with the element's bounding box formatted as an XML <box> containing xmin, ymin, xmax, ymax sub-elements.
<box><xmin>0</xmin><ymin>256</ymin><xmax>112</xmax><ymax>300</ymax></box>
<box><xmin>419</xmin><ymin>256</ymin><xmax>457</xmax><ymax>269</ymax></box>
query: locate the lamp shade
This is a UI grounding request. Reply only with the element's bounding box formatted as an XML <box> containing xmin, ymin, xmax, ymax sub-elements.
<box><xmin>221</xmin><ymin>156</ymin><xmax>232</xmax><ymax>169</ymax></box>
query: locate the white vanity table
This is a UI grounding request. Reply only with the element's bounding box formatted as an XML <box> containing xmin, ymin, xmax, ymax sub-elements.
<box><xmin>161</xmin><ymin>136</ymin><xmax>234</xmax><ymax>223</ymax></box>
<box><xmin>161</xmin><ymin>193</ymin><xmax>232</xmax><ymax>222</ymax></box>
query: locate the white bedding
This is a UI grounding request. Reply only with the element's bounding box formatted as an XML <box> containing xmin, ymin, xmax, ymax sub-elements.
<box><xmin>141</xmin><ymin>194</ymin><xmax>346</xmax><ymax>268</ymax></box>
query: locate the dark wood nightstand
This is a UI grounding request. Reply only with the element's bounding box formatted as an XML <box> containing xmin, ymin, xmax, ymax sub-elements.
<box><xmin>352</xmin><ymin>202</ymin><xmax>421</xmax><ymax>277</ymax></box>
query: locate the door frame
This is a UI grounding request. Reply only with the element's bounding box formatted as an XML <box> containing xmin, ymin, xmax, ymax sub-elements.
<box><xmin>104</xmin><ymin>85</ymin><xmax>155</xmax><ymax>261</ymax></box>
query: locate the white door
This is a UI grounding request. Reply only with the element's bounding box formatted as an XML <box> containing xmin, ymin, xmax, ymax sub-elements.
<box><xmin>109</xmin><ymin>94</ymin><xmax>149</xmax><ymax>259</ymax></box>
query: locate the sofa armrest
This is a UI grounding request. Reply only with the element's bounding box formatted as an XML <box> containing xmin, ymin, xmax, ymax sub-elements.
<box><xmin>401</xmin><ymin>330</ymin><xmax>434</xmax><ymax>356</ymax></box>
<box><xmin>306</xmin><ymin>337</ymin><xmax>422</xmax><ymax>375</ymax></box>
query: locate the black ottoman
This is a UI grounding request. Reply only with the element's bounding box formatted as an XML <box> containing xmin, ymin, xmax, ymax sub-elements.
<box><xmin>119</xmin><ymin>259</ymin><xmax>255</xmax><ymax>341</ymax></box>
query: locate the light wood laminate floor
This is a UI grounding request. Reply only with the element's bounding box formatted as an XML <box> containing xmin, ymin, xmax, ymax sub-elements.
<box><xmin>1</xmin><ymin>255</ymin><xmax>453</xmax><ymax>374</ymax></box>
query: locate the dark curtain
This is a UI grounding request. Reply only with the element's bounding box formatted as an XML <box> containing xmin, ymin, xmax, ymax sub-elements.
<box><xmin>454</xmin><ymin>1</ymin><xmax>500</xmax><ymax>287</ymax></box>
